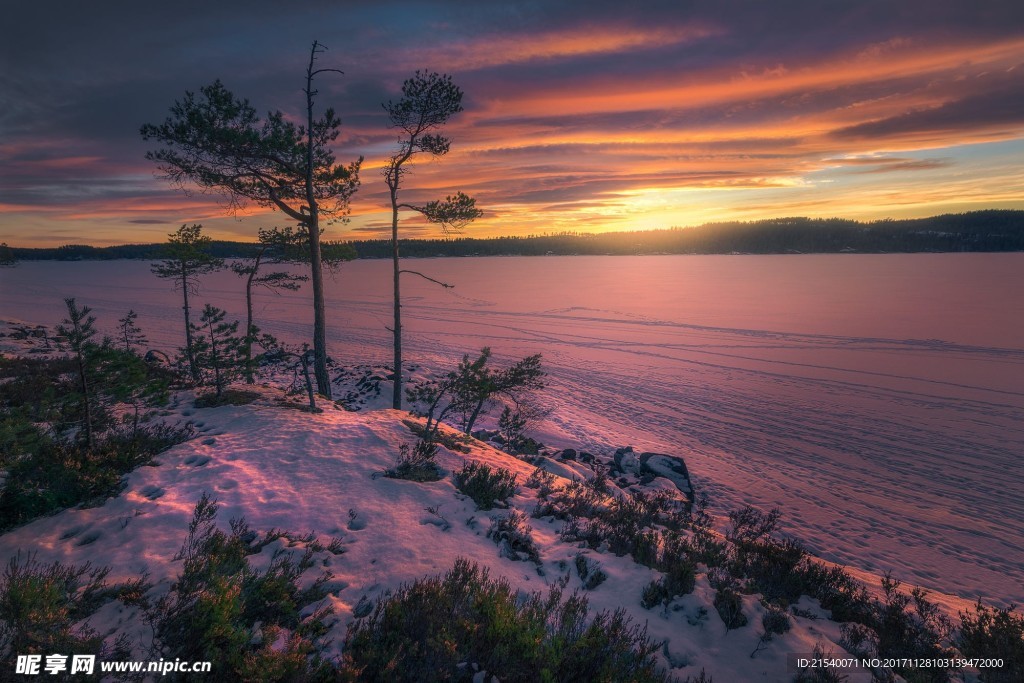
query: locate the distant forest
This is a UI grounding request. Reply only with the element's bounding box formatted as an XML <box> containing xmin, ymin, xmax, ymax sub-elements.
<box><xmin>8</xmin><ymin>210</ymin><xmax>1024</xmax><ymax>261</ymax></box>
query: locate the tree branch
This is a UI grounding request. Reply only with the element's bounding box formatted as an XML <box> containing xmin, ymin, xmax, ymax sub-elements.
<box><xmin>400</xmin><ymin>269</ymin><xmax>454</xmax><ymax>288</ymax></box>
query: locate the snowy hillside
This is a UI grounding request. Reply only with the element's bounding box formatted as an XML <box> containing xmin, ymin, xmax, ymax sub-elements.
<box><xmin>0</xmin><ymin>386</ymin><xmax>864</xmax><ymax>681</ymax></box>
<box><xmin>2</xmin><ymin>318</ymin><xmax>1021</xmax><ymax>682</ymax></box>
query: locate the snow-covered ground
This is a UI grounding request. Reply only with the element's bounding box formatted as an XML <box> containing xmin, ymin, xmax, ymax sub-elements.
<box><xmin>2</xmin><ymin>253</ymin><xmax>1022</xmax><ymax>612</ymax></box>
<box><xmin>0</xmin><ymin>381</ymin><xmax>875</xmax><ymax>681</ymax></box>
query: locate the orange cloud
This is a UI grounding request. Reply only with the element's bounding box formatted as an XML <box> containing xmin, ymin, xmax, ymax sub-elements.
<box><xmin>467</xmin><ymin>37</ymin><xmax>1024</xmax><ymax>121</ymax></box>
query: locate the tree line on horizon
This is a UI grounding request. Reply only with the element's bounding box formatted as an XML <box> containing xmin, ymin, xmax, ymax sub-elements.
<box><xmin>7</xmin><ymin>210</ymin><xmax>1024</xmax><ymax>262</ymax></box>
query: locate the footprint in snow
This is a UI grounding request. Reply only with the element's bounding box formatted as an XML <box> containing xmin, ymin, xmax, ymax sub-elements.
<box><xmin>60</xmin><ymin>525</ymin><xmax>88</xmax><ymax>540</ymax></box>
<box><xmin>201</xmin><ymin>437</ymin><xmax>216</xmax><ymax>445</ymax></box>
<box><xmin>140</xmin><ymin>485</ymin><xmax>165</xmax><ymax>500</ymax></box>
<box><xmin>419</xmin><ymin>516</ymin><xmax>451</xmax><ymax>531</ymax></box>
<box><xmin>76</xmin><ymin>531</ymin><xmax>102</xmax><ymax>546</ymax></box>
<box><xmin>184</xmin><ymin>454</ymin><xmax>211</xmax><ymax>467</ymax></box>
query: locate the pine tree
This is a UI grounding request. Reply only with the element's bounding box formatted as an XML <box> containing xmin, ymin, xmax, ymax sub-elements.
<box><xmin>458</xmin><ymin>351</ymin><xmax>544</xmax><ymax>435</ymax></box>
<box><xmin>383</xmin><ymin>71</ymin><xmax>482</xmax><ymax>410</ymax></box>
<box><xmin>190</xmin><ymin>305</ymin><xmax>244</xmax><ymax>398</ymax></box>
<box><xmin>406</xmin><ymin>349</ymin><xmax>544</xmax><ymax>440</ymax></box>
<box><xmin>117</xmin><ymin>310</ymin><xmax>148</xmax><ymax>355</ymax></box>
<box><xmin>55</xmin><ymin>298</ymin><xmax>99</xmax><ymax>451</ymax></box>
<box><xmin>151</xmin><ymin>224</ymin><xmax>224</xmax><ymax>382</ymax></box>
<box><xmin>230</xmin><ymin>227</ymin><xmax>310</xmax><ymax>383</ymax></box>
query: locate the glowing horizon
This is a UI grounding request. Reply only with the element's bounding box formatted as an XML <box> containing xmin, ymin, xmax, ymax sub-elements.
<box><xmin>2</xmin><ymin>3</ymin><xmax>1023</xmax><ymax>247</ymax></box>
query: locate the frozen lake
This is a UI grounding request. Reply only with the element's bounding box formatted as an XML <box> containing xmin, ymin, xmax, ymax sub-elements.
<box><xmin>3</xmin><ymin>253</ymin><xmax>1023</xmax><ymax>605</ymax></box>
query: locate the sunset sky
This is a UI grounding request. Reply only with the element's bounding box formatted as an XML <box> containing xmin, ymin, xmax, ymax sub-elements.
<box><xmin>2</xmin><ymin>1</ymin><xmax>1023</xmax><ymax>246</ymax></box>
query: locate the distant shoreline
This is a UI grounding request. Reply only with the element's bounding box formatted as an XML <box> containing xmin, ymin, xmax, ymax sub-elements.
<box><xmin>6</xmin><ymin>210</ymin><xmax>1023</xmax><ymax>261</ymax></box>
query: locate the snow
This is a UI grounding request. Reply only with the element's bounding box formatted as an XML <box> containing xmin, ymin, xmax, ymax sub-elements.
<box><xmin>2</xmin><ymin>253</ymin><xmax>1022</xmax><ymax>678</ymax></box>
<box><xmin>0</xmin><ymin>384</ymin><xmax>875</xmax><ymax>680</ymax></box>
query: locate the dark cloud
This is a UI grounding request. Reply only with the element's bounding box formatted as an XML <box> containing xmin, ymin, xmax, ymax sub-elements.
<box><xmin>831</xmin><ymin>73</ymin><xmax>1024</xmax><ymax>140</ymax></box>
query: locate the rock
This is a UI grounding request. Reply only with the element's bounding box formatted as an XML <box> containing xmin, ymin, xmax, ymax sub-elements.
<box><xmin>639</xmin><ymin>452</ymin><xmax>690</xmax><ymax>481</ymax></box>
<box><xmin>472</xmin><ymin>429</ymin><xmax>501</xmax><ymax>442</ymax></box>
<box><xmin>560</xmin><ymin>448</ymin><xmax>577</xmax><ymax>461</ymax></box>
<box><xmin>638</xmin><ymin>452</ymin><xmax>693</xmax><ymax>506</ymax></box>
<box><xmin>144</xmin><ymin>349</ymin><xmax>170</xmax><ymax>364</ymax></box>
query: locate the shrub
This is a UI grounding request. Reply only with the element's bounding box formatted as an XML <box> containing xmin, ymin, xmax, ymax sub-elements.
<box><xmin>733</xmin><ymin>537</ymin><xmax>808</xmax><ymax>605</ymax></box>
<box><xmin>341</xmin><ymin>558</ymin><xmax>670</xmax><ymax>682</ymax></box>
<box><xmin>530</xmin><ymin>478</ymin><xmax>603</xmax><ymax>520</ymax></box>
<box><xmin>751</xmin><ymin>605</ymin><xmax>792</xmax><ymax>658</ymax></box>
<box><xmin>868</xmin><ymin>575</ymin><xmax>954</xmax><ymax>682</ymax></box>
<box><xmin>714</xmin><ymin>588</ymin><xmax>747</xmax><ymax>631</ymax></box>
<box><xmin>383</xmin><ymin>439</ymin><xmax>442</xmax><ymax>482</ymax></box>
<box><xmin>0</xmin><ymin>422</ymin><xmax>194</xmax><ymax>530</ymax></box>
<box><xmin>763</xmin><ymin>605</ymin><xmax>792</xmax><ymax>636</ymax></box>
<box><xmin>958</xmin><ymin>601</ymin><xmax>1024</xmax><ymax>683</ymax></box>
<box><xmin>641</xmin><ymin>558</ymin><xmax>697</xmax><ymax>610</ymax></box>
<box><xmin>574</xmin><ymin>554</ymin><xmax>607</xmax><ymax>590</ymax></box>
<box><xmin>0</xmin><ymin>342</ymin><xmax>189</xmax><ymax>530</ymax></box>
<box><xmin>687</xmin><ymin>526</ymin><xmax>729</xmax><ymax>568</ymax></box>
<box><xmin>707</xmin><ymin>566</ymin><xmax>739</xmax><ymax>592</ymax></box>
<box><xmin>726</xmin><ymin>505</ymin><xmax>781</xmax><ymax>546</ymax></box>
<box><xmin>559</xmin><ymin>515</ymin><xmax>606</xmax><ymax>549</ymax></box>
<box><xmin>839</xmin><ymin>622</ymin><xmax>878</xmax><ymax>659</ymax></box>
<box><xmin>488</xmin><ymin>511</ymin><xmax>541</xmax><ymax>565</ymax></box>
<box><xmin>0</xmin><ymin>554</ymin><xmax>136</xmax><ymax>660</ymax></box>
<box><xmin>600</xmin><ymin>495</ymin><xmax>663</xmax><ymax>557</ymax></box>
<box><xmin>640</xmin><ymin>581</ymin><xmax>666</xmax><ymax>610</ymax></box>
<box><xmin>148</xmin><ymin>494</ymin><xmax>336</xmax><ymax>680</ymax></box>
<box><xmin>193</xmin><ymin>388</ymin><xmax>261</xmax><ymax>408</ymax></box>
<box><xmin>630</xmin><ymin>529</ymin><xmax>662</xmax><ymax>568</ymax></box>
<box><xmin>0</xmin><ymin>356</ymin><xmax>74</xmax><ymax>427</ymax></box>
<box><xmin>498</xmin><ymin>403</ymin><xmax>548</xmax><ymax>455</ymax></box>
<box><xmin>405</xmin><ymin>349</ymin><xmax>545</xmax><ymax>439</ymax></box>
<box><xmin>524</xmin><ymin>467</ymin><xmax>557</xmax><ymax>498</ymax></box>
<box><xmin>796</xmin><ymin>561</ymin><xmax>873</xmax><ymax>624</ymax></box>
<box><xmin>453</xmin><ymin>461</ymin><xmax>517</xmax><ymax>510</ymax></box>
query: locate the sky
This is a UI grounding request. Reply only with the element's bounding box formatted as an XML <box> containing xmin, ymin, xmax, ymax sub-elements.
<box><xmin>1</xmin><ymin>0</ymin><xmax>1023</xmax><ymax>247</ymax></box>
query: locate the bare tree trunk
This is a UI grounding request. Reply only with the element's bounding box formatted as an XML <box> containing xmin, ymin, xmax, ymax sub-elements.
<box><xmin>76</xmin><ymin>352</ymin><xmax>94</xmax><ymax>452</ymax></box>
<box><xmin>208</xmin><ymin>321</ymin><xmax>223</xmax><ymax>397</ymax></box>
<box><xmin>300</xmin><ymin>348</ymin><xmax>317</xmax><ymax>412</ymax></box>
<box><xmin>243</xmin><ymin>251</ymin><xmax>260</xmax><ymax>384</ymax></box>
<box><xmin>391</xmin><ymin>184</ymin><xmax>402</xmax><ymax>410</ymax></box>
<box><xmin>464</xmin><ymin>399</ymin><xmax>487</xmax><ymax>435</ymax></box>
<box><xmin>306</xmin><ymin>42</ymin><xmax>331</xmax><ymax>398</ymax></box>
<box><xmin>309</xmin><ymin>220</ymin><xmax>330</xmax><ymax>396</ymax></box>
<box><xmin>181</xmin><ymin>264</ymin><xmax>198</xmax><ymax>382</ymax></box>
